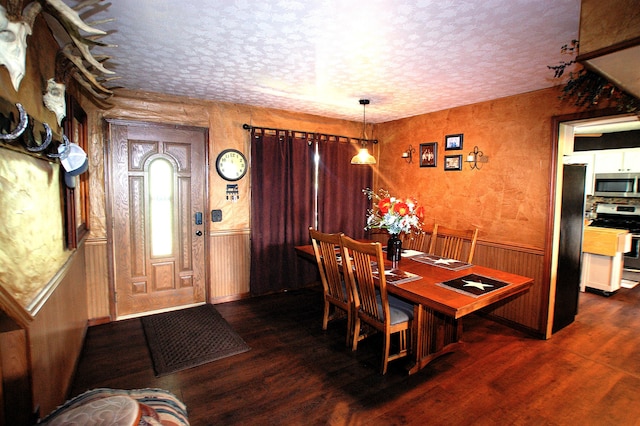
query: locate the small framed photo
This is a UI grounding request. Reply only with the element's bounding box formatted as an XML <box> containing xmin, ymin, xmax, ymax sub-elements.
<box><xmin>444</xmin><ymin>155</ymin><xmax>462</xmax><ymax>171</ymax></box>
<box><xmin>445</xmin><ymin>134</ymin><xmax>463</xmax><ymax>150</ymax></box>
<box><xmin>419</xmin><ymin>142</ymin><xmax>437</xmax><ymax>168</ymax></box>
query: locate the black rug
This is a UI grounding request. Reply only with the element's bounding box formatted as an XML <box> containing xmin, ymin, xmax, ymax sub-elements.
<box><xmin>141</xmin><ymin>304</ymin><xmax>250</xmax><ymax>376</ymax></box>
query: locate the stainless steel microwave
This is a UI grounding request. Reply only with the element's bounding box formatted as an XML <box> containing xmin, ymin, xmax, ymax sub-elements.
<box><xmin>594</xmin><ymin>173</ymin><xmax>640</xmax><ymax>198</ymax></box>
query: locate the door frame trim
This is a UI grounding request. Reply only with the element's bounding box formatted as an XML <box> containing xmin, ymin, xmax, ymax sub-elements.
<box><xmin>545</xmin><ymin>107</ymin><xmax>634</xmax><ymax>337</ymax></box>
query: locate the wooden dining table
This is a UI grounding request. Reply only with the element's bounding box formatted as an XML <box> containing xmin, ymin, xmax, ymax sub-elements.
<box><xmin>295</xmin><ymin>244</ymin><xmax>534</xmax><ymax>375</ymax></box>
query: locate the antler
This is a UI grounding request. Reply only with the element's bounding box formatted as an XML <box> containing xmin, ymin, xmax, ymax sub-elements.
<box><xmin>36</xmin><ymin>0</ymin><xmax>116</xmax><ymax>102</ymax></box>
<box><xmin>44</xmin><ymin>0</ymin><xmax>106</xmax><ymax>35</ymax></box>
<box><xmin>0</xmin><ymin>1</ymin><xmax>115</xmax><ymax>100</ymax></box>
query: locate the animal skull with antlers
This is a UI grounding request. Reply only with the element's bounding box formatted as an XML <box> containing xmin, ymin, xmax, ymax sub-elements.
<box><xmin>0</xmin><ymin>3</ymin><xmax>34</xmax><ymax>91</ymax></box>
<box><xmin>0</xmin><ymin>0</ymin><xmax>115</xmax><ymax>105</ymax></box>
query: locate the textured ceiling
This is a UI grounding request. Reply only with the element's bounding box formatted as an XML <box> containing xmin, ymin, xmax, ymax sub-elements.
<box><xmin>89</xmin><ymin>0</ymin><xmax>582</xmax><ymax>123</ymax></box>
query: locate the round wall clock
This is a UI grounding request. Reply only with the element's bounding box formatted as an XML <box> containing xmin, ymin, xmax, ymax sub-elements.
<box><xmin>215</xmin><ymin>149</ymin><xmax>247</xmax><ymax>181</ymax></box>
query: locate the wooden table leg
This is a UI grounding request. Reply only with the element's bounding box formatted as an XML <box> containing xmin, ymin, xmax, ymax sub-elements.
<box><xmin>407</xmin><ymin>304</ymin><xmax>463</xmax><ymax>375</ymax></box>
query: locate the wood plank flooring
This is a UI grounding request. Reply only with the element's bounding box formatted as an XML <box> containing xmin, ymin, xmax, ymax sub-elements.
<box><xmin>70</xmin><ymin>284</ymin><xmax>640</xmax><ymax>425</ymax></box>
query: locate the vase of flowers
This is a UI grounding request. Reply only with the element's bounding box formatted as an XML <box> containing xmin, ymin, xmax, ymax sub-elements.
<box><xmin>363</xmin><ymin>188</ymin><xmax>424</xmax><ymax>262</ymax></box>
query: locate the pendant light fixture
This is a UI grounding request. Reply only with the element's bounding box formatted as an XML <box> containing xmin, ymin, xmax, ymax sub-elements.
<box><xmin>351</xmin><ymin>99</ymin><xmax>377</xmax><ymax>165</ymax></box>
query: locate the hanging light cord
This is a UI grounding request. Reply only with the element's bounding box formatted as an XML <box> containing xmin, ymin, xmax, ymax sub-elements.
<box><xmin>360</xmin><ymin>99</ymin><xmax>370</xmax><ymax>143</ymax></box>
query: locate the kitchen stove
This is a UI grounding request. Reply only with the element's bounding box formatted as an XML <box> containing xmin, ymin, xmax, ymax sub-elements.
<box><xmin>589</xmin><ymin>203</ymin><xmax>640</xmax><ymax>271</ymax></box>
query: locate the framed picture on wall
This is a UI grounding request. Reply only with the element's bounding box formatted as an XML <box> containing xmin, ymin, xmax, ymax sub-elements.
<box><xmin>445</xmin><ymin>133</ymin><xmax>463</xmax><ymax>150</ymax></box>
<box><xmin>444</xmin><ymin>155</ymin><xmax>462</xmax><ymax>171</ymax></box>
<box><xmin>419</xmin><ymin>142</ymin><xmax>437</xmax><ymax>167</ymax></box>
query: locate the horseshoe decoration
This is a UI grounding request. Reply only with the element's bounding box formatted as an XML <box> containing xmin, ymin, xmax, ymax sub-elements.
<box><xmin>25</xmin><ymin>122</ymin><xmax>53</xmax><ymax>152</ymax></box>
<box><xmin>47</xmin><ymin>134</ymin><xmax>70</xmax><ymax>159</ymax></box>
<box><xmin>0</xmin><ymin>103</ymin><xmax>28</xmax><ymax>140</ymax></box>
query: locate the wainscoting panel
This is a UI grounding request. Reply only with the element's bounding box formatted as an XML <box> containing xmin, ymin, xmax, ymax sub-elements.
<box><xmin>85</xmin><ymin>238</ymin><xmax>111</xmax><ymax>321</ymax></box>
<box><xmin>473</xmin><ymin>241</ymin><xmax>548</xmax><ymax>335</ymax></box>
<box><xmin>30</xmin><ymin>245</ymin><xmax>88</xmax><ymax>417</ymax></box>
<box><xmin>209</xmin><ymin>230</ymin><xmax>251</xmax><ymax>302</ymax></box>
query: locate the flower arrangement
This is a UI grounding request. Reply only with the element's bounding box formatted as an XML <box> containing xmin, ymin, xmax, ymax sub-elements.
<box><xmin>363</xmin><ymin>188</ymin><xmax>424</xmax><ymax>235</ymax></box>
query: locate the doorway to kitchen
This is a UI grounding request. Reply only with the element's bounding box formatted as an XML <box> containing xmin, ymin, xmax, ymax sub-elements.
<box><xmin>549</xmin><ymin>111</ymin><xmax>640</xmax><ymax>335</ymax></box>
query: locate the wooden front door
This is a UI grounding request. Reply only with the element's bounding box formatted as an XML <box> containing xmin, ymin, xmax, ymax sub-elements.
<box><xmin>107</xmin><ymin>120</ymin><xmax>208</xmax><ymax>318</ymax></box>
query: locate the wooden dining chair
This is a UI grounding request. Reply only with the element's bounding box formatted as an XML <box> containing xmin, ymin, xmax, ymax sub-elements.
<box><xmin>308</xmin><ymin>228</ymin><xmax>353</xmax><ymax>346</ymax></box>
<box><xmin>339</xmin><ymin>235</ymin><xmax>415</xmax><ymax>374</ymax></box>
<box><xmin>399</xmin><ymin>225</ymin><xmax>433</xmax><ymax>252</ymax></box>
<box><xmin>428</xmin><ymin>224</ymin><xmax>479</xmax><ymax>263</ymax></box>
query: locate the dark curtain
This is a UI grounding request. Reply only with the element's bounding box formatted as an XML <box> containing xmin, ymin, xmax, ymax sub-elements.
<box><xmin>317</xmin><ymin>138</ymin><xmax>373</xmax><ymax>238</ymax></box>
<box><xmin>250</xmin><ymin>129</ymin><xmax>316</xmax><ymax>295</ymax></box>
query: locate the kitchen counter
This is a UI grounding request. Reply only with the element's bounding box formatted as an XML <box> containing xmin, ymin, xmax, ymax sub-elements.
<box><xmin>581</xmin><ymin>226</ymin><xmax>632</xmax><ymax>294</ymax></box>
<box><xmin>583</xmin><ymin>226</ymin><xmax>631</xmax><ymax>256</ymax></box>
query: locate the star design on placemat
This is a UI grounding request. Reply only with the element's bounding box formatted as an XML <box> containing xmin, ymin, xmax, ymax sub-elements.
<box><xmin>433</xmin><ymin>258</ymin><xmax>457</xmax><ymax>265</ymax></box>
<box><xmin>462</xmin><ymin>279</ymin><xmax>494</xmax><ymax>291</ymax></box>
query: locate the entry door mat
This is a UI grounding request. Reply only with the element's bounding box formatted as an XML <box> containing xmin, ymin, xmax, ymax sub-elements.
<box><xmin>141</xmin><ymin>304</ymin><xmax>250</xmax><ymax>376</ymax></box>
<box><xmin>437</xmin><ymin>274</ymin><xmax>509</xmax><ymax>298</ymax></box>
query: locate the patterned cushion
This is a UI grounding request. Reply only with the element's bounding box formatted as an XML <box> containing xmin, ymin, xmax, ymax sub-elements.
<box><xmin>42</xmin><ymin>395</ymin><xmax>140</xmax><ymax>426</ymax></box>
<box><xmin>38</xmin><ymin>388</ymin><xmax>189</xmax><ymax>426</ymax></box>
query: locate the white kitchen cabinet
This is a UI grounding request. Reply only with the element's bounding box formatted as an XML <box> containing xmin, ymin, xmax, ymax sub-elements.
<box><xmin>563</xmin><ymin>153</ymin><xmax>594</xmax><ymax>195</ymax></box>
<box><xmin>622</xmin><ymin>150</ymin><xmax>640</xmax><ymax>172</ymax></box>
<box><xmin>593</xmin><ymin>149</ymin><xmax>640</xmax><ymax>173</ymax></box>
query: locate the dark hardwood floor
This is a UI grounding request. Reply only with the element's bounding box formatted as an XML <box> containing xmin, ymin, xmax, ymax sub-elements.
<box><xmin>70</xmin><ymin>284</ymin><xmax>640</xmax><ymax>425</ymax></box>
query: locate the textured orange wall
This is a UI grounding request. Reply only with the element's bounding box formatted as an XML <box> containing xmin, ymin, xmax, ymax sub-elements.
<box><xmin>374</xmin><ymin>87</ymin><xmax>580</xmax><ymax>249</ymax></box>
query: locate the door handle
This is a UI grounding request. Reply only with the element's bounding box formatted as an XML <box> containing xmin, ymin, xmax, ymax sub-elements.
<box><xmin>195</xmin><ymin>230</ymin><xmax>203</xmax><ymax>236</ymax></box>
<box><xmin>195</xmin><ymin>212</ymin><xmax>203</xmax><ymax>225</ymax></box>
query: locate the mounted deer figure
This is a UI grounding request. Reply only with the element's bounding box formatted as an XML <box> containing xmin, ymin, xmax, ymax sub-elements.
<box><xmin>0</xmin><ymin>0</ymin><xmax>115</xmax><ymax>105</ymax></box>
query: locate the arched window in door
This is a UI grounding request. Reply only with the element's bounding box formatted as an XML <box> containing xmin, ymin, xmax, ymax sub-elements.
<box><xmin>148</xmin><ymin>158</ymin><xmax>174</xmax><ymax>257</ymax></box>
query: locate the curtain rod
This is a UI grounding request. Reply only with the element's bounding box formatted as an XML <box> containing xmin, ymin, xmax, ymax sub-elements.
<box><xmin>242</xmin><ymin>123</ymin><xmax>378</xmax><ymax>144</ymax></box>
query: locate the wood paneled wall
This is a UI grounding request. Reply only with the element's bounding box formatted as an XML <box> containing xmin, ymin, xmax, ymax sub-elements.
<box><xmin>209</xmin><ymin>230</ymin><xmax>251</xmax><ymax>302</ymax></box>
<box><xmin>473</xmin><ymin>240</ymin><xmax>547</xmax><ymax>336</ymax></box>
<box><xmin>85</xmin><ymin>238</ymin><xmax>111</xmax><ymax>322</ymax></box>
<box><xmin>29</xmin><ymin>244</ymin><xmax>88</xmax><ymax>418</ymax></box>
<box><xmin>0</xmin><ymin>318</ymin><xmax>30</xmax><ymax>425</ymax></box>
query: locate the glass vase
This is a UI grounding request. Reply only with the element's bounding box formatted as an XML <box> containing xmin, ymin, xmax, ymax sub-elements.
<box><xmin>387</xmin><ymin>234</ymin><xmax>402</xmax><ymax>262</ymax></box>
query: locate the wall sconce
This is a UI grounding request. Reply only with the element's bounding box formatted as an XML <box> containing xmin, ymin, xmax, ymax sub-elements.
<box><xmin>466</xmin><ymin>146</ymin><xmax>488</xmax><ymax>170</ymax></box>
<box><xmin>401</xmin><ymin>145</ymin><xmax>415</xmax><ymax>163</ymax></box>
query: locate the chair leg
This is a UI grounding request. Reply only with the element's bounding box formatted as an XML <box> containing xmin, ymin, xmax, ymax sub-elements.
<box><xmin>381</xmin><ymin>332</ymin><xmax>391</xmax><ymax>375</ymax></box>
<box><xmin>351</xmin><ymin>317</ymin><xmax>361</xmax><ymax>351</ymax></box>
<box><xmin>346</xmin><ymin>308</ymin><xmax>353</xmax><ymax>347</ymax></box>
<box><xmin>398</xmin><ymin>329</ymin><xmax>408</xmax><ymax>355</ymax></box>
<box><xmin>322</xmin><ymin>300</ymin><xmax>330</xmax><ymax>330</ymax></box>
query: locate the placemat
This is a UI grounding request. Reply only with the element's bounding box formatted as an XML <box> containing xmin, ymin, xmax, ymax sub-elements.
<box><xmin>437</xmin><ymin>273</ymin><xmax>509</xmax><ymax>297</ymax></box>
<box><xmin>411</xmin><ymin>253</ymin><xmax>472</xmax><ymax>271</ymax></box>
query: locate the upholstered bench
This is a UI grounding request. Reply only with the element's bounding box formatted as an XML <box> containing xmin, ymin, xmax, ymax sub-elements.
<box><xmin>38</xmin><ymin>388</ymin><xmax>189</xmax><ymax>425</ymax></box>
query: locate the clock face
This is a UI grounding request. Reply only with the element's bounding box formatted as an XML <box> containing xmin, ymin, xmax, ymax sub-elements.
<box><xmin>216</xmin><ymin>149</ymin><xmax>247</xmax><ymax>181</ymax></box>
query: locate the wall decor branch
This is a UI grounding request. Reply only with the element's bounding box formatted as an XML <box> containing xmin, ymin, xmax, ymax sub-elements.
<box><xmin>548</xmin><ymin>40</ymin><xmax>639</xmax><ymax>112</ymax></box>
